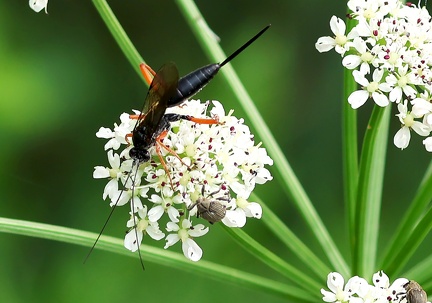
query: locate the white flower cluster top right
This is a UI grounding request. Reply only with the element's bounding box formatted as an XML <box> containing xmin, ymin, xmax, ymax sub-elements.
<box><xmin>316</xmin><ymin>0</ymin><xmax>432</xmax><ymax>151</ymax></box>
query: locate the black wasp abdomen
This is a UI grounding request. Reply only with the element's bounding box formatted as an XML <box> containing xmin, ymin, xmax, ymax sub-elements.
<box><xmin>169</xmin><ymin>63</ymin><xmax>221</xmax><ymax>107</ymax></box>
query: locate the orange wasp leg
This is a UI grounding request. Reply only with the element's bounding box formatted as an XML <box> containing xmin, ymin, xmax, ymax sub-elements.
<box><xmin>156</xmin><ymin>130</ymin><xmax>189</xmax><ymax>167</ymax></box>
<box><xmin>155</xmin><ymin>130</ymin><xmax>183</xmax><ymax>189</ymax></box>
<box><xmin>184</xmin><ymin>115</ymin><xmax>220</xmax><ymax>125</ymax></box>
<box><xmin>125</xmin><ymin>133</ymin><xmax>132</xmax><ymax>144</ymax></box>
<box><xmin>140</xmin><ymin>63</ymin><xmax>156</xmax><ymax>86</ymax></box>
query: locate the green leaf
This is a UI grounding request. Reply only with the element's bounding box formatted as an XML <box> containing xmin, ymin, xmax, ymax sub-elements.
<box><xmin>353</xmin><ymin>105</ymin><xmax>390</xmax><ymax>276</ymax></box>
<box><xmin>0</xmin><ymin>217</ymin><xmax>316</xmax><ymax>302</ymax></box>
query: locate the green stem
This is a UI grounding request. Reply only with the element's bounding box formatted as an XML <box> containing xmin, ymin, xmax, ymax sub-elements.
<box><xmin>222</xmin><ymin>226</ymin><xmax>322</xmax><ymax>292</ymax></box>
<box><xmin>380</xmin><ymin>160</ymin><xmax>432</xmax><ymax>275</ymax></box>
<box><xmin>404</xmin><ymin>253</ymin><xmax>432</xmax><ymax>291</ymax></box>
<box><xmin>254</xmin><ymin>194</ymin><xmax>331</xmax><ymax>279</ymax></box>
<box><xmin>174</xmin><ymin>0</ymin><xmax>349</xmax><ymax>277</ymax></box>
<box><xmin>92</xmin><ymin>0</ymin><xmax>146</xmax><ymax>83</ymax></box>
<box><xmin>342</xmin><ymin>16</ymin><xmax>359</xmax><ymax>272</ymax></box>
<box><xmin>0</xmin><ymin>217</ymin><xmax>316</xmax><ymax>302</ymax></box>
<box><xmin>385</xmin><ymin>206</ymin><xmax>432</xmax><ymax>277</ymax></box>
<box><xmin>353</xmin><ymin>105</ymin><xmax>390</xmax><ymax>276</ymax></box>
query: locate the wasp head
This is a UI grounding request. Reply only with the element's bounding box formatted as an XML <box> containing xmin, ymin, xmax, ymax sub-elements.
<box><xmin>129</xmin><ymin>147</ymin><xmax>150</xmax><ymax>163</ymax></box>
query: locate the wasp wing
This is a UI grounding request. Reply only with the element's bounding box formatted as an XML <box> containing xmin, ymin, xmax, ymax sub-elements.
<box><xmin>133</xmin><ymin>62</ymin><xmax>179</xmax><ymax>141</ymax></box>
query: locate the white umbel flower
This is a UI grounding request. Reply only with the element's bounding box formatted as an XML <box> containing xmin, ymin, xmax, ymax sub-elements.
<box><xmin>94</xmin><ymin>100</ymin><xmax>273</xmax><ymax>260</ymax></box>
<box><xmin>321</xmin><ymin>271</ymin><xmax>420</xmax><ymax>303</ymax></box>
<box><xmin>316</xmin><ymin>0</ymin><xmax>432</xmax><ymax>151</ymax></box>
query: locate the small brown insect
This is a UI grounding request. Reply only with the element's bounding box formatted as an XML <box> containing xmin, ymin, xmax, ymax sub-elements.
<box><xmin>397</xmin><ymin>281</ymin><xmax>428</xmax><ymax>303</ymax></box>
<box><xmin>188</xmin><ymin>186</ymin><xmax>229</xmax><ymax>224</ymax></box>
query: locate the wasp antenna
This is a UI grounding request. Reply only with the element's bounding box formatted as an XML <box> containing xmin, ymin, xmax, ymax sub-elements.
<box><xmin>84</xmin><ymin>161</ymin><xmax>137</xmax><ymax>265</ymax></box>
<box><xmin>130</xmin><ymin>162</ymin><xmax>146</xmax><ymax>270</ymax></box>
<box><xmin>219</xmin><ymin>24</ymin><xmax>271</xmax><ymax>67</ymax></box>
<box><xmin>84</xmin><ymin>189</ymin><xmax>124</xmax><ymax>264</ymax></box>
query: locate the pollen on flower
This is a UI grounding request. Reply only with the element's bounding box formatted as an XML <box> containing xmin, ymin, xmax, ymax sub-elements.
<box><xmin>94</xmin><ymin>100</ymin><xmax>273</xmax><ymax>261</ymax></box>
<box><xmin>316</xmin><ymin>0</ymin><xmax>432</xmax><ymax>151</ymax></box>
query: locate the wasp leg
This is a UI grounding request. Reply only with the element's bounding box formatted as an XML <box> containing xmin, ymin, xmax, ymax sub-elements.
<box><xmin>155</xmin><ymin>129</ymin><xmax>193</xmax><ymax>189</ymax></box>
<box><xmin>156</xmin><ymin>129</ymin><xmax>189</xmax><ymax>168</ymax></box>
<box><xmin>139</xmin><ymin>63</ymin><xmax>156</xmax><ymax>85</ymax></box>
<box><xmin>125</xmin><ymin>133</ymin><xmax>133</xmax><ymax>144</ymax></box>
<box><xmin>164</xmin><ymin>113</ymin><xmax>220</xmax><ymax>125</ymax></box>
<box><xmin>155</xmin><ymin>130</ymin><xmax>175</xmax><ymax>189</ymax></box>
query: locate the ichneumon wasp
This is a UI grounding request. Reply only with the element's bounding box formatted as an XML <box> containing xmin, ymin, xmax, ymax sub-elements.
<box><xmin>87</xmin><ymin>24</ymin><xmax>271</xmax><ymax>269</ymax></box>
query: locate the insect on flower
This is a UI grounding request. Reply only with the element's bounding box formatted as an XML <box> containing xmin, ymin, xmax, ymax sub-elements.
<box><xmin>87</xmin><ymin>25</ymin><xmax>271</xmax><ymax>268</ymax></box>
<box><xmin>188</xmin><ymin>185</ymin><xmax>229</xmax><ymax>224</ymax></box>
<box><xmin>397</xmin><ymin>281</ymin><xmax>428</xmax><ymax>303</ymax></box>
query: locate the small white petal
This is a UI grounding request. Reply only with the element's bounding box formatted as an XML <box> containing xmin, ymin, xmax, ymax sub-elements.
<box><xmin>93</xmin><ymin>166</ymin><xmax>109</xmax><ymax>179</ymax></box>
<box><xmin>147</xmin><ymin>205</ymin><xmax>164</xmax><ymax>222</ymax></box>
<box><xmin>244</xmin><ymin>202</ymin><xmax>262</xmax><ymax>219</ymax></box>
<box><xmin>423</xmin><ymin>137</ymin><xmax>432</xmax><ymax>152</ymax></box>
<box><xmin>167</xmin><ymin>206</ymin><xmax>180</xmax><ymax>223</ymax></box>
<box><xmin>372</xmin><ymin>92</ymin><xmax>389</xmax><ymax>107</ymax></box>
<box><xmin>29</xmin><ymin>0</ymin><xmax>48</xmax><ymax>13</ymax></box>
<box><xmin>146</xmin><ymin>225</ymin><xmax>165</xmax><ymax>241</ymax></box>
<box><xmin>348</xmin><ymin>90</ymin><xmax>369</xmax><ymax>109</ymax></box>
<box><xmin>352</xmin><ymin>70</ymin><xmax>369</xmax><ymax>87</ymax></box>
<box><xmin>96</xmin><ymin>127</ymin><xmax>114</xmax><ymax>139</ymax></box>
<box><xmin>164</xmin><ymin>234</ymin><xmax>180</xmax><ymax>249</ymax></box>
<box><xmin>342</xmin><ymin>55</ymin><xmax>362</xmax><ymax>69</ymax></box>
<box><xmin>329</xmin><ymin>16</ymin><xmax>346</xmax><ymax>36</ymax></box>
<box><xmin>222</xmin><ymin>209</ymin><xmax>246</xmax><ymax>227</ymax></box>
<box><xmin>166</xmin><ymin>221</ymin><xmax>180</xmax><ymax>232</ymax></box>
<box><xmin>389</xmin><ymin>87</ymin><xmax>402</xmax><ymax>103</ymax></box>
<box><xmin>372</xmin><ymin>68</ymin><xmax>384</xmax><ymax>82</ymax></box>
<box><xmin>182</xmin><ymin>238</ymin><xmax>202</xmax><ymax>261</ymax></box>
<box><xmin>321</xmin><ymin>289</ymin><xmax>337</xmax><ymax>303</ymax></box>
<box><xmin>372</xmin><ymin>271</ymin><xmax>389</xmax><ymax>288</ymax></box>
<box><xmin>327</xmin><ymin>272</ymin><xmax>345</xmax><ymax>294</ymax></box>
<box><xmin>412</xmin><ymin>122</ymin><xmax>430</xmax><ymax>136</ymax></box>
<box><xmin>394</xmin><ymin>127</ymin><xmax>410</xmax><ymax>149</ymax></box>
<box><xmin>110</xmin><ymin>190</ymin><xmax>130</xmax><ymax>207</ymax></box>
<box><xmin>103</xmin><ymin>179</ymin><xmax>118</xmax><ymax>200</ymax></box>
<box><xmin>315</xmin><ymin>37</ymin><xmax>336</xmax><ymax>53</ymax></box>
<box><xmin>124</xmin><ymin>229</ymin><xmax>142</xmax><ymax>252</ymax></box>
<box><xmin>188</xmin><ymin>224</ymin><xmax>209</xmax><ymax>237</ymax></box>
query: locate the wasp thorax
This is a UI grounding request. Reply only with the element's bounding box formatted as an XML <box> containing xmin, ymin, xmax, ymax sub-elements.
<box><xmin>399</xmin><ymin>281</ymin><xmax>428</xmax><ymax>303</ymax></box>
<box><xmin>129</xmin><ymin>147</ymin><xmax>150</xmax><ymax>163</ymax></box>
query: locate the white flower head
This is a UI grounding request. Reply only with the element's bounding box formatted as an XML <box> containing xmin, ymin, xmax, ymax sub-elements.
<box><xmin>316</xmin><ymin>16</ymin><xmax>356</xmax><ymax>55</ymax></box>
<box><xmin>164</xmin><ymin>219</ymin><xmax>208</xmax><ymax>261</ymax></box>
<box><xmin>348</xmin><ymin>69</ymin><xmax>391</xmax><ymax>109</ymax></box>
<box><xmin>317</xmin><ymin>0</ymin><xmax>432</xmax><ymax>151</ymax></box>
<box><xmin>394</xmin><ymin>100</ymin><xmax>430</xmax><ymax>149</ymax></box>
<box><xmin>321</xmin><ymin>271</ymin><xmax>417</xmax><ymax>303</ymax></box>
<box><xmin>94</xmin><ymin>100</ymin><xmax>273</xmax><ymax>260</ymax></box>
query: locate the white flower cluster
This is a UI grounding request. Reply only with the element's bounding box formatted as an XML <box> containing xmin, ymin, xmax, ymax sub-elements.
<box><xmin>321</xmin><ymin>271</ymin><xmax>429</xmax><ymax>303</ymax></box>
<box><xmin>316</xmin><ymin>0</ymin><xmax>432</xmax><ymax>151</ymax></box>
<box><xmin>93</xmin><ymin>100</ymin><xmax>273</xmax><ymax>261</ymax></box>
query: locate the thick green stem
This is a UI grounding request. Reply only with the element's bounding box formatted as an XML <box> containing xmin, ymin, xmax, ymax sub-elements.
<box><xmin>0</xmin><ymin>217</ymin><xmax>316</xmax><ymax>302</ymax></box>
<box><xmin>353</xmin><ymin>105</ymin><xmax>390</xmax><ymax>276</ymax></box>
<box><xmin>92</xmin><ymin>0</ymin><xmax>146</xmax><ymax>83</ymax></box>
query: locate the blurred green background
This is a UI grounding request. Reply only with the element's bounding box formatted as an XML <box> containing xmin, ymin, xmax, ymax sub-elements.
<box><xmin>1</xmin><ymin>1</ymin><xmax>431</xmax><ymax>302</ymax></box>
